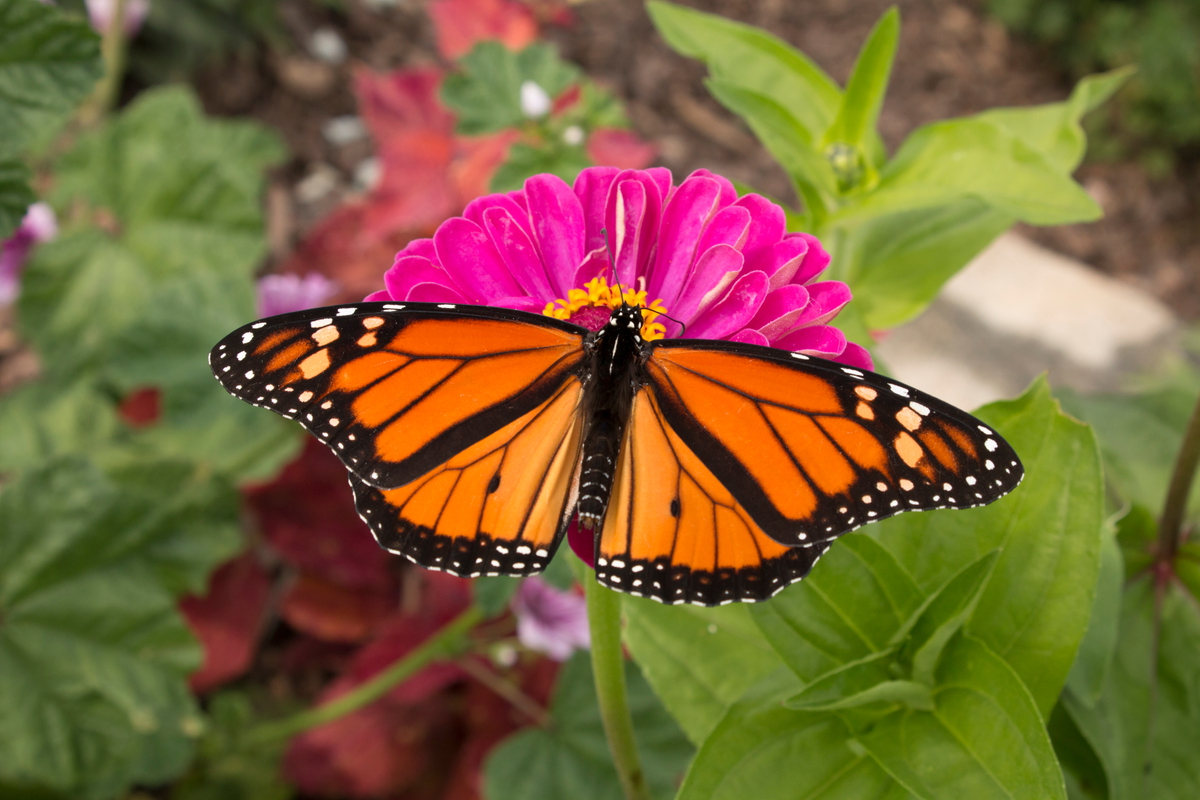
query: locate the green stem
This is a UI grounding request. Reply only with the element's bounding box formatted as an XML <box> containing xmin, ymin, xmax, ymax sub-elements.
<box><xmin>242</xmin><ymin>606</ymin><xmax>481</xmax><ymax>747</ymax></box>
<box><xmin>585</xmin><ymin>572</ymin><xmax>652</xmax><ymax>800</ymax></box>
<box><xmin>1159</xmin><ymin>391</ymin><xmax>1200</xmax><ymax>564</ymax></box>
<box><xmin>79</xmin><ymin>0</ymin><xmax>129</xmax><ymax>126</ymax></box>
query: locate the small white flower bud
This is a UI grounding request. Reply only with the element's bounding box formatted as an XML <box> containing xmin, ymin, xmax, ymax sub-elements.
<box><xmin>519</xmin><ymin>80</ymin><xmax>552</xmax><ymax>119</ymax></box>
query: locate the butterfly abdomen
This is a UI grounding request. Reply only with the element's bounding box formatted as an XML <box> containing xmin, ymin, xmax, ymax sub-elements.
<box><xmin>577</xmin><ymin>415</ymin><xmax>622</xmax><ymax>529</ymax></box>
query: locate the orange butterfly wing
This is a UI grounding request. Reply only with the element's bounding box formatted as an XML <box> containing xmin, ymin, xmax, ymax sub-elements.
<box><xmin>596</xmin><ymin>340</ymin><xmax>1023</xmax><ymax>605</ymax></box>
<box><xmin>211</xmin><ymin>302</ymin><xmax>587</xmax><ymax>575</ymax></box>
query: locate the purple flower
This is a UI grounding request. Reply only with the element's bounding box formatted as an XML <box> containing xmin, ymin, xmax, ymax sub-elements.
<box><xmin>1</xmin><ymin>203</ymin><xmax>57</xmax><ymax>306</ymax></box>
<box><xmin>511</xmin><ymin>577</ymin><xmax>589</xmax><ymax>661</ymax></box>
<box><xmin>85</xmin><ymin>0</ymin><xmax>150</xmax><ymax>36</ymax></box>
<box><xmin>257</xmin><ymin>273</ymin><xmax>338</xmax><ymax>318</ymax></box>
<box><xmin>368</xmin><ymin>166</ymin><xmax>872</xmax><ymax>369</ymax></box>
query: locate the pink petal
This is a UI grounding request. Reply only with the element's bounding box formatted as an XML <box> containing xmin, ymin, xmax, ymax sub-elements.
<box><xmin>566</xmin><ymin>518</ymin><xmax>593</xmax><ymax>566</ymax></box>
<box><xmin>688</xmin><ymin>270</ymin><xmax>770</xmax><ymax>340</ymax></box>
<box><xmin>482</xmin><ymin>206</ymin><xmax>554</xmax><ymax>299</ymax></box>
<box><xmin>747</xmin><ymin>284</ymin><xmax>811</xmax><ymax>341</ymax></box>
<box><xmin>696</xmin><ymin>205</ymin><xmax>751</xmax><ymax>256</ymax></box>
<box><xmin>647</xmin><ymin>175</ymin><xmax>723</xmax><ymax>308</ymax></box>
<box><xmin>775</xmin><ymin>325</ymin><xmax>846</xmax><ymax>357</ymax></box>
<box><xmin>790</xmin><ymin>281</ymin><xmax>852</xmax><ymax>328</ymax></box>
<box><xmin>834</xmin><ymin>342</ymin><xmax>875</xmax><ymax>371</ymax></box>
<box><xmin>572</xmin><ymin>246</ymin><xmax>610</xmax><ymax>288</ymax></box>
<box><xmin>761</xmin><ymin>237</ymin><xmax>811</xmax><ymax>289</ymax></box>
<box><xmin>727</xmin><ymin>328</ymin><xmax>769</xmax><ymax>346</ymax></box>
<box><xmin>670</xmin><ymin>244</ymin><xmax>744</xmax><ymax>331</ymax></box>
<box><xmin>525</xmin><ymin>174</ymin><xmax>586</xmax><ymax>298</ymax></box>
<box><xmin>605</xmin><ymin>170</ymin><xmax>665</xmax><ymax>285</ymax></box>
<box><xmin>734</xmin><ymin>194</ymin><xmax>785</xmax><ymax>263</ymax></box>
<box><xmin>433</xmin><ymin>217</ymin><xmax>524</xmax><ymax>302</ymax></box>
<box><xmin>364</xmin><ymin>289</ymin><xmax>390</xmax><ymax>302</ymax></box>
<box><xmin>645</xmin><ymin>167</ymin><xmax>674</xmax><ymax>203</ymax></box>
<box><xmin>573</xmin><ymin>166</ymin><xmax>620</xmax><ymax>256</ymax></box>
<box><xmin>491</xmin><ymin>295</ymin><xmax>548</xmax><ymax>313</ymax></box>
<box><xmin>395</xmin><ymin>237</ymin><xmax>439</xmax><ymax>265</ymax></box>
<box><xmin>384</xmin><ymin>256</ymin><xmax>462</xmax><ymax>301</ymax></box>
<box><xmin>463</xmin><ymin>193</ymin><xmax>533</xmax><ymax>240</ymax></box>
<box><xmin>686</xmin><ymin>169</ymin><xmax>739</xmax><ymax>208</ymax></box>
<box><xmin>407</xmin><ymin>283</ymin><xmax>465</xmax><ymax>304</ymax></box>
<box><xmin>788</xmin><ymin>232</ymin><xmax>831</xmax><ymax>285</ymax></box>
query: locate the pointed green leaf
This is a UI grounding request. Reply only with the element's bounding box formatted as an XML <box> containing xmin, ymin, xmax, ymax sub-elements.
<box><xmin>624</xmin><ymin>599</ymin><xmax>782</xmax><ymax>743</ymax></box>
<box><xmin>0</xmin><ymin>157</ymin><xmax>35</xmax><ymax>240</ymax></box>
<box><xmin>903</xmin><ymin>550</ymin><xmax>998</xmax><ymax>685</ymax></box>
<box><xmin>484</xmin><ymin>652</ymin><xmax>693</xmax><ymax>800</ymax></box>
<box><xmin>823</xmin><ymin>8</ymin><xmax>899</xmax><ymax>153</ymax></box>
<box><xmin>785</xmin><ymin>650</ymin><xmax>934</xmax><ymax>712</ymax></box>
<box><xmin>0</xmin><ymin>0</ymin><xmax>102</xmax><ymax>159</ymax></box>
<box><xmin>646</xmin><ymin>1</ymin><xmax>840</xmax><ymax>141</ymax></box>
<box><xmin>1065</xmin><ymin>528</ymin><xmax>1123</xmax><ymax>704</ymax></box>
<box><xmin>857</xmin><ymin>634</ymin><xmax>1066</xmax><ymax>800</ymax></box>
<box><xmin>751</xmin><ymin>533</ymin><xmax>923</xmax><ymax>682</ymax></box>
<box><xmin>874</xmin><ymin>378</ymin><xmax>1105</xmax><ymax>716</ymax></box>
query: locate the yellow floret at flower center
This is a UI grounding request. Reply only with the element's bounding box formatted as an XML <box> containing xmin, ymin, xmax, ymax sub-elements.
<box><xmin>542</xmin><ymin>276</ymin><xmax>669</xmax><ymax>340</ymax></box>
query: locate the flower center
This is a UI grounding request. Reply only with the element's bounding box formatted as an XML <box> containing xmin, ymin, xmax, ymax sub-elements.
<box><xmin>542</xmin><ymin>276</ymin><xmax>668</xmax><ymax>340</ymax></box>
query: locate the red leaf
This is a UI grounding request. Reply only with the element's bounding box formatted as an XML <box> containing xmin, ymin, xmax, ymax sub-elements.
<box><xmin>281</xmin><ymin>572</ymin><xmax>398</xmax><ymax>644</ymax></box>
<box><xmin>117</xmin><ymin>386</ymin><xmax>161</xmax><ymax>428</ymax></box>
<box><xmin>428</xmin><ymin>0</ymin><xmax>538</xmax><ymax>60</ymax></box>
<box><xmin>181</xmin><ymin>552</ymin><xmax>272</xmax><ymax>693</ymax></box>
<box><xmin>245</xmin><ymin>437</ymin><xmax>394</xmax><ymax>590</ymax></box>
<box><xmin>587</xmin><ymin>128</ymin><xmax>658</xmax><ymax>171</ymax></box>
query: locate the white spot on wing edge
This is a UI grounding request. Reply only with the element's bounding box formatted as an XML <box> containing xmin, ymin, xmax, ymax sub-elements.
<box><xmin>888</xmin><ymin>383</ymin><xmax>910</xmax><ymax>397</ymax></box>
<box><xmin>310</xmin><ymin>318</ymin><xmax>333</xmax><ymax>328</ymax></box>
<box><xmin>337</xmin><ymin>307</ymin><xmax>356</xmax><ymax>315</ymax></box>
<box><xmin>251</xmin><ymin>322</ymin><xmax>267</xmax><ymax>329</ymax></box>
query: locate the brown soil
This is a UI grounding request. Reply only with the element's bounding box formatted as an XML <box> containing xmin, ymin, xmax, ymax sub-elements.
<box><xmin>193</xmin><ymin>0</ymin><xmax>1200</xmax><ymax>322</ymax></box>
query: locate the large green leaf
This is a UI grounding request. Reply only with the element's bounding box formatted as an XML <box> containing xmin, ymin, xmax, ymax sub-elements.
<box><xmin>442</xmin><ymin>41</ymin><xmax>580</xmax><ymax>135</ymax></box>
<box><xmin>0</xmin><ymin>457</ymin><xmax>241</xmax><ymax>798</ymax></box>
<box><xmin>19</xmin><ymin>87</ymin><xmax>284</xmax><ymax>378</ymax></box>
<box><xmin>1063</xmin><ymin>577</ymin><xmax>1200</xmax><ymax>800</ymax></box>
<box><xmin>872</xmin><ymin>378</ymin><xmax>1104</xmax><ymax>715</ymax></box>
<box><xmin>857</xmin><ymin>634</ymin><xmax>1066</xmax><ymax>800</ymax></box>
<box><xmin>1065</xmin><ymin>527</ymin><xmax>1124</xmax><ymax>705</ymax></box>
<box><xmin>676</xmin><ymin>669</ymin><xmax>910</xmax><ymax>800</ymax></box>
<box><xmin>483</xmin><ymin>651</ymin><xmax>693</xmax><ymax>800</ymax></box>
<box><xmin>624</xmin><ymin>599</ymin><xmax>783</xmax><ymax>743</ymax></box>
<box><xmin>646</xmin><ymin>0</ymin><xmax>841</xmax><ymax>142</ymax></box>
<box><xmin>0</xmin><ymin>377</ymin><xmax>119</xmax><ymax>475</ymax></box>
<box><xmin>0</xmin><ymin>0</ymin><xmax>102</xmax><ymax>159</ymax></box>
<box><xmin>0</xmin><ymin>157</ymin><xmax>35</xmax><ymax>239</ymax></box>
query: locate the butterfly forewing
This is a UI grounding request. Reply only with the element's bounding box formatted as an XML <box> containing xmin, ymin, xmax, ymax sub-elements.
<box><xmin>642</xmin><ymin>340</ymin><xmax>1024</xmax><ymax>548</ymax></box>
<box><xmin>209</xmin><ymin>302</ymin><xmax>587</xmax><ymax>489</ymax></box>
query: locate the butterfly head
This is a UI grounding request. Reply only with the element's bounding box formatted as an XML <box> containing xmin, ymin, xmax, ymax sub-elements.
<box><xmin>606</xmin><ymin>303</ymin><xmax>646</xmax><ymax>338</ymax></box>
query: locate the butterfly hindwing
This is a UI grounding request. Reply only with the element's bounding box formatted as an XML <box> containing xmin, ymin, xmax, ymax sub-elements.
<box><xmin>641</xmin><ymin>340</ymin><xmax>1024</xmax><ymax>549</ymax></box>
<box><xmin>596</xmin><ymin>387</ymin><xmax>825</xmax><ymax>605</ymax></box>
<box><xmin>349</xmin><ymin>379</ymin><xmax>585</xmax><ymax>577</ymax></box>
<box><xmin>209</xmin><ymin>302</ymin><xmax>587</xmax><ymax>489</ymax></box>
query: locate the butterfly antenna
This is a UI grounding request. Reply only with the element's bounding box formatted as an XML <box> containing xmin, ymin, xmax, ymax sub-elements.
<box><xmin>598</xmin><ymin>227</ymin><xmax>629</xmax><ymax>307</ymax></box>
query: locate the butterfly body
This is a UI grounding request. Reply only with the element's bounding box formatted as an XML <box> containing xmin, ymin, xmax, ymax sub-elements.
<box><xmin>211</xmin><ymin>300</ymin><xmax>1023</xmax><ymax>606</ymax></box>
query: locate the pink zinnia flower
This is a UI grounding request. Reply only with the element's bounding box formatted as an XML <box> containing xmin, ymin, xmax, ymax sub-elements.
<box><xmin>511</xmin><ymin>577</ymin><xmax>589</xmax><ymax>661</ymax></box>
<box><xmin>257</xmin><ymin>273</ymin><xmax>338</xmax><ymax>318</ymax></box>
<box><xmin>1</xmin><ymin>202</ymin><xmax>57</xmax><ymax>306</ymax></box>
<box><xmin>368</xmin><ymin>166</ymin><xmax>871</xmax><ymax>368</ymax></box>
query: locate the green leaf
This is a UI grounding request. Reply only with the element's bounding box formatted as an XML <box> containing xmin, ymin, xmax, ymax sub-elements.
<box><xmin>1065</xmin><ymin>527</ymin><xmax>1123</xmax><ymax>705</ymax></box>
<box><xmin>705</xmin><ymin>80</ymin><xmax>838</xmax><ymax>219</ymax></box>
<box><xmin>785</xmin><ymin>650</ymin><xmax>933</xmax><ymax>712</ymax></box>
<box><xmin>857</xmin><ymin>634</ymin><xmax>1067</xmax><ymax>800</ymax></box>
<box><xmin>19</xmin><ymin>86</ymin><xmax>284</xmax><ymax>378</ymax></box>
<box><xmin>489</xmin><ymin>141</ymin><xmax>591</xmax><ymax>193</ymax></box>
<box><xmin>646</xmin><ymin>0</ymin><xmax>841</xmax><ymax>142</ymax></box>
<box><xmin>484</xmin><ymin>651</ymin><xmax>693</xmax><ymax>800</ymax></box>
<box><xmin>624</xmin><ymin>599</ymin><xmax>783</xmax><ymax>743</ymax></box>
<box><xmin>442</xmin><ymin>41</ymin><xmax>580</xmax><ymax>135</ymax></box>
<box><xmin>822</xmin><ymin>8</ymin><xmax>899</xmax><ymax>157</ymax></box>
<box><xmin>0</xmin><ymin>377</ymin><xmax>119</xmax><ymax>475</ymax></box>
<box><xmin>677</xmin><ymin>669</ymin><xmax>906</xmax><ymax>800</ymax></box>
<box><xmin>831</xmin><ymin>118</ymin><xmax>1101</xmax><ymax>228</ymax></box>
<box><xmin>171</xmin><ymin>691</ymin><xmax>291</xmax><ymax>800</ymax></box>
<box><xmin>1058</xmin><ymin>378</ymin><xmax>1200</xmax><ymax>519</ymax></box>
<box><xmin>475</xmin><ymin>576</ymin><xmax>520</xmax><ymax>618</ymax></box>
<box><xmin>835</xmin><ymin>196</ymin><xmax>1013</xmax><ymax>330</ymax></box>
<box><xmin>750</xmin><ymin>532</ymin><xmax>923</xmax><ymax>682</ymax></box>
<box><xmin>1063</xmin><ymin>577</ymin><xmax>1200</xmax><ymax>800</ymax></box>
<box><xmin>978</xmin><ymin>67</ymin><xmax>1135</xmax><ymax>175</ymax></box>
<box><xmin>0</xmin><ymin>0</ymin><xmax>102</xmax><ymax>159</ymax></box>
<box><xmin>0</xmin><ymin>157</ymin><xmax>35</xmax><ymax>239</ymax></box>
<box><xmin>1047</xmin><ymin>702</ymin><xmax>1109</xmax><ymax>800</ymax></box>
<box><xmin>0</xmin><ymin>457</ymin><xmax>240</xmax><ymax>798</ymax></box>
<box><xmin>874</xmin><ymin>378</ymin><xmax>1105</xmax><ymax>716</ymax></box>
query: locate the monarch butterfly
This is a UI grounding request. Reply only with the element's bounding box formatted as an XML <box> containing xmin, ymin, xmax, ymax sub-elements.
<box><xmin>210</xmin><ymin>299</ymin><xmax>1022</xmax><ymax>606</ymax></box>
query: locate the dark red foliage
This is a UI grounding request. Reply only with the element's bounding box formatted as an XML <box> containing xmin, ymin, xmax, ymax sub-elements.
<box><xmin>181</xmin><ymin>552</ymin><xmax>273</xmax><ymax>693</ymax></box>
<box><xmin>118</xmin><ymin>386</ymin><xmax>161</xmax><ymax>427</ymax></box>
<box><xmin>428</xmin><ymin>0</ymin><xmax>538</xmax><ymax>59</ymax></box>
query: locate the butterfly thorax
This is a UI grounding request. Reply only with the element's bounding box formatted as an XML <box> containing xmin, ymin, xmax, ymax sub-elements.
<box><xmin>576</xmin><ymin>304</ymin><xmax>647</xmax><ymax>531</ymax></box>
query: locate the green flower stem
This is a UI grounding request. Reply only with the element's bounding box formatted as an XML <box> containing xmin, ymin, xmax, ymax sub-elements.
<box><xmin>585</xmin><ymin>572</ymin><xmax>652</xmax><ymax>800</ymax></box>
<box><xmin>1159</xmin><ymin>391</ymin><xmax>1200</xmax><ymax>563</ymax></box>
<box><xmin>80</xmin><ymin>0</ymin><xmax>129</xmax><ymax>125</ymax></box>
<box><xmin>242</xmin><ymin>606</ymin><xmax>482</xmax><ymax>747</ymax></box>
